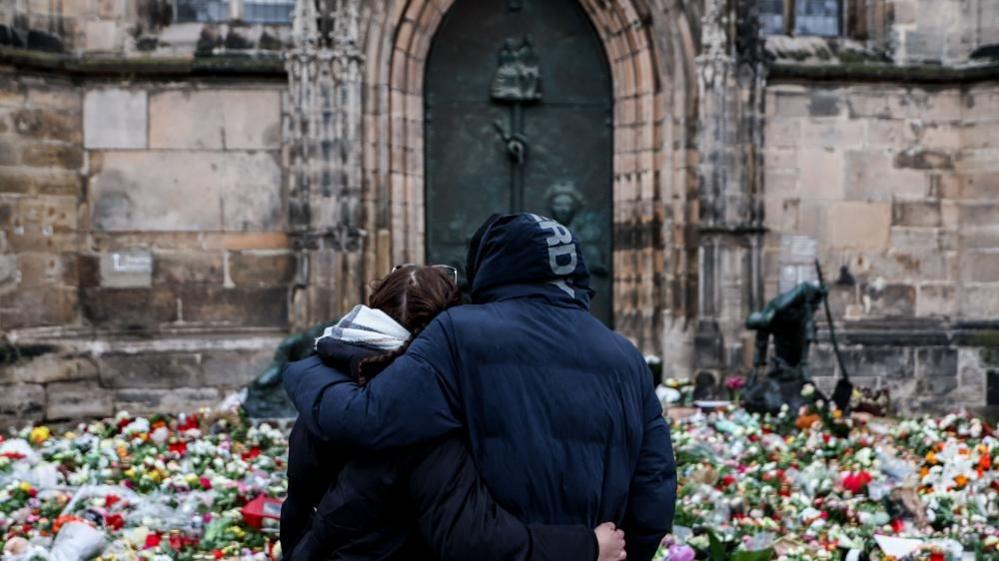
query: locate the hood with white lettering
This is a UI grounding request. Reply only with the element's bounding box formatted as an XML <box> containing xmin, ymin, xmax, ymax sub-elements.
<box><xmin>465</xmin><ymin>213</ymin><xmax>592</xmax><ymax>309</ymax></box>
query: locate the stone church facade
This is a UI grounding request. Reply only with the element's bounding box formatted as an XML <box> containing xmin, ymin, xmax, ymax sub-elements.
<box><xmin>0</xmin><ymin>0</ymin><xmax>997</xmax><ymax>421</ymax></box>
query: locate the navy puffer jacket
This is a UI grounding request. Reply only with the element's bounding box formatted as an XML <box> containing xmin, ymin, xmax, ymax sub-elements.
<box><xmin>285</xmin><ymin>213</ymin><xmax>677</xmax><ymax>561</ymax></box>
<box><xmin>281</xmin><ymin>340</ymin><xmax>597</xmax><ymax>561</ymax></box>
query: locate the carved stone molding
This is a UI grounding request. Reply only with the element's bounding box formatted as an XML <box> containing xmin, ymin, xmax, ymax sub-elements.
<box><xmin>693</xmin><ymin>0</ymin><xmax>768</xmax><ymax>373</ymax></box>
<box><xmin>285</xmin><ymin>0</ymin><xmax>366</xmax><ymax>326</ymax></box>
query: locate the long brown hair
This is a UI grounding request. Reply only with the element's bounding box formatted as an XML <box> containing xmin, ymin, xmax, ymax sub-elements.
<box><xmin>355</xmin><ymin>265</ymin><xmax>461</xmax><ymax>383</ymax></box>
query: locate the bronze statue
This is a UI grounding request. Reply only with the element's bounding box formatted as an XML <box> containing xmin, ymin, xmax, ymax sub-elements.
<box><xmin>545</xmin><ymin>180</ymin><xmax>583</xmax><ymax>226</ymax></box>
<box><xmin>544</xmin><ymin>181</ymin><xmax>609</xmax><ymax>278</ymax></box>
<box><xmin>491</xmin><ymin>36</ymin><xmax>542</xmax><ymax>103</ymax></box>
<box><xmin>244</xmin><ymin>321</ymin><xmax>336</xmax><ymax>418</ymax></box>
<box><xmin>742</xmin><ymin>281</ymin><xmax>828</xmax><ymax>415</ymax></box>
<box><xmin>747</xmin><ymin>282</ymin><xmax>827</xmax><ymax>371</ymax></box>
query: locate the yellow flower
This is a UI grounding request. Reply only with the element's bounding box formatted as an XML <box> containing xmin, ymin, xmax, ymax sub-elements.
<box><xmin>229</xmin><ymin>525</ymin><xmax>246</xmax><ymax>539</ymax></box>
<box><xmin>29</xmin><ymin>426</ymin><xmax>50</xmax><ymax>444</ymax></box>
<box><xmin>18</xmin><ymin>481</ymin><xmax>32</xmax><ymax>493</ymax></box>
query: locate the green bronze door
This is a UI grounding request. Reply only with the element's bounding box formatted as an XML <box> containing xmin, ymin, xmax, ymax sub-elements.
<box><xmin>425</xmin><ymin>0</ymin><xmax>614</xmax><ymax>324</ymax></box>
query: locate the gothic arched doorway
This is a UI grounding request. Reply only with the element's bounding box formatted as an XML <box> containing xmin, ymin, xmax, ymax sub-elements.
<box><xmin>424</xmin><ymin>0</ymin><xmax>614</xmax><ymax>324</ymax></box>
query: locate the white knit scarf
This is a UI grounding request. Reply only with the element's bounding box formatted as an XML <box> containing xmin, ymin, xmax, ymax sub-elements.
<box><xmin>314</xmin><ymin>304</ymin><xmax>411</xmax><ymax>352</ymax></box>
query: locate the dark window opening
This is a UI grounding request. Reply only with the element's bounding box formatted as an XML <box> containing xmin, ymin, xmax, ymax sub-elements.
<box><xmin>244</xmin><ymin>0</ymin><xmax>295</xmax><ymax>23</ymax></box>
<box><xmin>759</xmin><ymin>0</ymin><xmax>786</xmax><ymax>35</ymax></box>
<box><xmin>173</xmin><ymin>0</ymin><xmax>293</xmax><ymax>24</ymax></box>
<box><xmin>795</xmin><ymin>0</ymin><xmax>841</xmax><ymax>36</ymax></box>
<box><xmin>174</xmin><ymin>0</ymin><xmax>230</xmax><ymax>22</ymax></box>
<box><xmin>759</xmin><ymin>0</ymin><xmax>843</xmax><ymax>37</ymax></box>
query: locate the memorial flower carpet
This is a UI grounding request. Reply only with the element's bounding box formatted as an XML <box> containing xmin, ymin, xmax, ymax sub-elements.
<box><xmin>0</xmin><ymin>396</ymin><xmax>992</xmax><ymax>560</ymax></box>
<box><xmin>0</xmin><ymin>409</ymin><xmax>286</xmax><ymax>561</ymax></box>
<box><xmin>654</xmin><ymin>394</ymin><xmax>998</xmax><ymax>561</ymax></box>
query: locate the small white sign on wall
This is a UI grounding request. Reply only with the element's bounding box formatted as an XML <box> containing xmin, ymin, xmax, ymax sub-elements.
<box><xmin>100</xmin><ymin>251</ymin><xmax>153</xmax><ymax>288</ymax></box>
<box><xmin>112</xmin><ymin>252</ymin><xmax>153</xmax><ymax>273</ymax></box>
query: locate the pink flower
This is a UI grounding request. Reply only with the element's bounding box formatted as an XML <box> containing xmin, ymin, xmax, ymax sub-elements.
<box><xmin>725</xmin><ymin>376</ymin><xmax>746</xmax><ymax>391</ymax></box>
<box><xmin>666</xmin><ymin>544</ymin><xmax>696</xmax><ymax>561</ymax></box>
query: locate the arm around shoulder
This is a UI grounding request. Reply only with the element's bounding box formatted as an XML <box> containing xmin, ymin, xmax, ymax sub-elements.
<box><xmin>282</xmin><ymin>318</ymin><xmax>463</xmax><ymax>450</ymax></box>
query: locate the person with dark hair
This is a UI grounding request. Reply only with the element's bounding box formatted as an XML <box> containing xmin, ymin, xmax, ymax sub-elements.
<box><xmin>285</xmin><ymin>214</ymin><xmax>677</xmax><ymax>561</ymax></box>
<box><xmin>281</xmin><ymin>264</ymin><xmax>627</xmax><ymax>561</ymax></box>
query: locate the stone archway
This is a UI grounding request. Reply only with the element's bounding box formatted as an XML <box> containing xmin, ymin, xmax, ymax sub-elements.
<box><xmin>354</xmin><ymin>0</ymin><xmax>699</xmax><ymax>350</ymax></box>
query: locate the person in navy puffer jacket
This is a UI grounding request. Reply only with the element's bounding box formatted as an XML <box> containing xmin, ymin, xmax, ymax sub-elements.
<box><xmin>284</xmin><ymin>213</ymin><xmax>677</xmax><ymax>561</ymax></box>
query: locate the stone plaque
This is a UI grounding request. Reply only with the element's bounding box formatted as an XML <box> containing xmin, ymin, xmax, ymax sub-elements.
<box><xmin>100</xmin><ymin>251</ymin><xmax>153</xmax><ymax>288</ymax></box>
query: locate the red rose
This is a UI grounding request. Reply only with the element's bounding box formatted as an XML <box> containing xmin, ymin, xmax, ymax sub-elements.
<box><xmin>105</xmin><ymin>513</ymin><xmax>124</xmax><ymax>531</ymax></box>
<box><xmin>144</xmin><ymin>533</ymin><xmax>161</xmax><ymax>549</ymax></box>
<box><xmin>178</xmin><ymin>415</ymin><xmax>200</xmax><ymax>432</ymax></box>
<box><xmin>842</xmin><ymin>471</ymin><xmax>872</xmax><ymax>494</ymax></box>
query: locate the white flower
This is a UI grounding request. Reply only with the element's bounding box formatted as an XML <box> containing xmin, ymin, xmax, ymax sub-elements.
<box><xmin>150</xmin><ymin>426</ymin><xmax>169</xmax><ymax>445</ymax></box>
